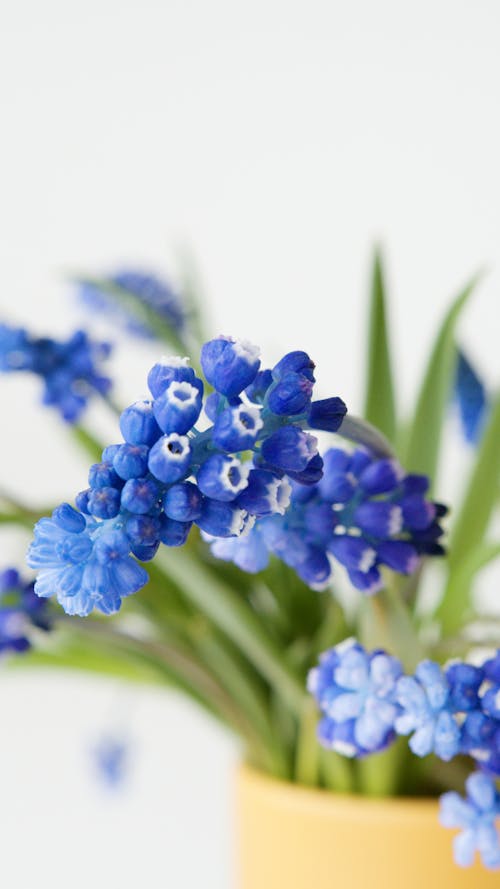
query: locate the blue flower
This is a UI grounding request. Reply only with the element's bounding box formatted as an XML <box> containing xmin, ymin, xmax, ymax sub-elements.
<box><xmin>93</xmin><ymin>733</ymin><xmax>130</xmax><ymax>789</ymax></box>
<box><xmin>201</xmin><ymin>336</ymin><xmax>261</xmax><ymax>398</ymax></box>
<box><xmin>0</xmin><ymin>568</ymin><xmax>51</xmax><ymax>653</ymax></box>
<box><xmin>395</xmin><ymin>660</ymin><xmax>461</xmax><ymax>760</ymax></box>
<box><xmin>0</xmin><ymin>325</ymin><xmax>111</xmax><ymax>421</ymax></box>
<box><xmin>440</xmin><ymin>772</ymin><xmax>500</xmax><ymax>869</ymax></box>
<box><xmin>77</xmin><ymin>268</ymin><xmax>186</xmax><ymax>339</ymax></box>
<box><xmin>454</xmin><ymin>350</ymin><xmax>488</xmax><ymax>445</ymax></box>
<box><xmin>308</xmin><ymin>640</ymin><xmax>403</xmax><ymax>756</ymax></box>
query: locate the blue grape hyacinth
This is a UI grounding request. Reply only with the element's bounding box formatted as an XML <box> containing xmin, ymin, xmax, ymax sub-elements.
<box><xmin>454</xmin><ymin>349</ymin><xmax>488</xmax><ymax>445</ymax></box>
<box><xmin>0</xmin><ymin>568</ymin><xmax>52</xmax><ymax>653</ymax></box>
<box><xmin>206</xmin><ymin>446</ymin><xmax>446</xmax><ymax>591</ymax></box>
<box><xmin>77</xmin><ymin>268</ymin><xmax>186</xmax><ymax>339</ymax></box>
<box><xmin>28</xmin><ymin>336</ymin><xmax>348</xmax><ymax>615</ymax></box>
<box><xmin>440</xmin><ymin>772</ymin><xmax>500</xmax><ymax>870</ymax></box>
<box><xmin>0</xmin><ymin>323</ymin><xmax>111</xmax><ymax>421</ymax></box>
<box><xmin>308</xmin><ymin>639</ymin><xmax>403</xmax><ymax>757</ymax></box>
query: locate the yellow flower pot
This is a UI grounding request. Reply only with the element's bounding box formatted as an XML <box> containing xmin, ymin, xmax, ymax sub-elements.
<box><xmin>235</xmin><ymin>765</ymin><xmax>499</xmax><ymax>889</ymax></box>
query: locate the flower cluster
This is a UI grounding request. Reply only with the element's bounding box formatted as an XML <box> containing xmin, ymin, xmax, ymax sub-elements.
<box><xmin>77</xmin><ymin>268</ymin><xmax>186</xmax><ymax>339</ymax></box>
<box><xmin>310</xmin><ymin>640</ymin><xmax>500</xmax><ymax>869</ymax></box>
<box><xmin>0</xmin><ymin>323</ymin><xmax>112</xmax><ymax>421</ymax></box>
<box><xmin>206</xmin><ymin>446</ymin><xmax>446</xmax><ymax>591</ymax></box>
<box><xmin>28</xmin><ymin>336</ymin><xmax>348</xmax><ymax>615</ymax></box>
<box><xmin>0</xmin><ymin>568</ymin><xmax>52</xmax><ymax>654</ymax></box>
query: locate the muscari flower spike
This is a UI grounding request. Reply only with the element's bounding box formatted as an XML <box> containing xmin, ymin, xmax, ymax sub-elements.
<box><xmin>0</xmin><ymin>568</ymin><xmax>52</xmax><ymax>654</ymax></box>
<box><xmin>76</xmin><ymin>268</ymin><xmax>186</xmax><ymax>339</ymax></box>
<box><xmin>206</xmin><ymin>446</ymin><xmax>446</xmax><ymax>591</ymax></box>
<box><xmin>0</xmin><ymin>323</ymin><xmax>112</xmax><ymax>422</ymax></box>
<box><xmin>454</xmin><ymin>349</ymin><xmax>488</xmax><ymax>445</ymax></box>
<box><xmin>28</xmin><ymin>336</ymin><xmax>348</xmax><ymax>616</ymax></box>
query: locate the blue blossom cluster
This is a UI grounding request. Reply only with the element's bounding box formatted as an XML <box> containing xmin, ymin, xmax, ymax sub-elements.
<box><xmin>0</xmin><ymin>568</ymin><xmax>51</xmax><ymax>654</ymax></box>
<box><xmin>0</xmin><ymin>323</ymin><xmax>111</xmax><ymax>421</ymax></box>
<box><xmin>310</xmin><ymin>641</ymin><xmax>500</xmax><ymax>869</ymax></box>
<box><xmin>207</xmin><ymin>446</ymin><xmax>446</xmax><ymax>591</ymax></box>
<box><xmin>28</xmin><ymin>336</ymin><xmax>347</xmax><ymax>615</ymax></box>
<box><xmin>77</xmin><ymin>269</ymin><xmax>186</xmax><ymax>339</ymax></box>
<box><xmin>454</xmin><ymin>349</ymin><xmax>488</xmax><ymax>445</ymax></box>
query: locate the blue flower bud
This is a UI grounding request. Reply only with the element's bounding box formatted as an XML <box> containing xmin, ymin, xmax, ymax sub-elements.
<box><xmin>119</xmin><ymin>401</ymin><xmax>162</xmax><ymax>446</ymax></box>
<box><xmin>272</xmin><ymin>350</ymin><xmax>315</xmax><ymax>383</ymax></box>
<box><xmin>148</xmin><ymin>433</ymin><xmax>192</xmax><ymax>484</ymax></box>
<box><xmin>196</xmin><ymin>499</ymin><xmax>248</xmax><ymax>537</ymax></box>
<box><xmin>204</xmin><ymin>392</ymin><xmax>222</xmax><ymax>422</ymax></box>
<box><xmin>197</xmin><ymin>454</ymin><xmax>250</xmax><ymax>502</ymax></box>
<box><xmin>147</xmin><ymin>357</ymin><xmax>195</xmax><ymax>398</ymax></box>
<box><xmin>353</xmin><ymin>501</ymin><xmax>403</xmax><ymax>538</ymax></box>
<box><xmin>400</xmin><ymin>495</ymin><xmax>436</xmax><ymax>530</ymax></box>
<box><xmin>295</xmin><ymin>546</ymin><xmax>331</xmax><ymax>588</ymax></box>
<box><xmin>120</xmin><ymin>477</ymin><xmax>159</xmax><ymax>514</ymax></box>
<box><xmin>237</xmin><ymin>469</ymin><xmax>291</xmax><ymax>517</ymax></box>
<box><xmin>260</xmin><ymin>426</ymin><xmax>318</xmax><ymax>472</ymax></box>
<box><xmin>88</xmin><ymin>462</ymin><xmax>122</xmax><ymax>490</ymax></box>
<box><xmin>87</xmin><ymin>487</ymin><xmax>121</xmax><ymax>519</ymax></box>
<box><xmin>401</xmin><ymin>474</ymin><xmax>429</xmax><ymax>496</ymax></box>
<box><xmin>125</xmin><ymin>514</ymin><xmax>162</xmax><ymax>546</ymax></box>
<box><xmin>484</xmin><ymin>653</ymin><xmax>500</xmax><ymax>684</ymax></box>
<box><xmin>307</xmin><ymin>397</ymin><xmax>347</xmax><ymax>432</ymax></box>
<box><xmin>358</xmin><ymin>459</ymin><xmax>403</xmax><ymax>495</ymax></box>
<box><xmin>163</xmin><ymin>482</ymin><xmax>203</xmax><ymax>522</ymax></box>
<box><xmin>267</xmin><ymin>372</ymin><xmax>313</xmax><ymax>415</ymax></box>
<box><xmin>112</xmin><ymin>444</ymin><xmax>150</xmax><ymax>480</ymax></box>
<box><xmin>75</xmin><ymin>489</ymin><xmax>91</xmax><ymax>514</ymax></box>
<box><xmin>130</xmin><ymin>542</ymin><xmax>160</xmax><ymax>561</ymax></box>
<box><xmin>212</xmin><ymin>404</ymin><xmax>264</xmax><ymax>451</ymax></box>
<box><xmin>52</xmin><ymin>503</ymin><xmax>87</xmax><ymax>533</ymax></box>
<box><xmin>446</xmin><ymin>663</ymin><xmax>483</xmax><ymax>712</ymax></box>
<box><xmin>329</xmin><ymin>535</ymin><xmax>377</xmax><ymax>573</ymax></box>
<box><xmin>377</xmin><ymin>540</ymin><xmax>419</xmax><ymax>574</ymax></box>
<box><xmin>286</xmin><ymin>453</ymin><xmax>324</xmax><ymax>485</ymax></box>
<box><xmin>159</xmin><ymin>516</ymin><xmax>192</xmax><ymax>547</ymax></box>
<box><xmin>347</xmin><ymin>566</ymin><xmax>383</xmax><ymax>594</ymax></box>
<box><xmin>245</xmin><ymin>369</ymin><xmax>273</xmax><ymax>403</ymax></box>
<box><xmin>153</xmin><ymin>379</ymin><xmax>203</xmax><ymax>434</ymax></box>
<box><xmin>102</xmin><ymin>444</ymin><xmax>121</xmax><ymax>464</ymax></box>
<box><xmin>201</xmin><ymin>336</ymin><xmax>260</xmax><ymax>397</ymax></box>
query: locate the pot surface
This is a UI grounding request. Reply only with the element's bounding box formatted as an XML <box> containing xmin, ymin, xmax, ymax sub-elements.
<box><xmin>235</xmin><ymin>765</ymin><xmax>499</xmax><ymax>889</ymax></box>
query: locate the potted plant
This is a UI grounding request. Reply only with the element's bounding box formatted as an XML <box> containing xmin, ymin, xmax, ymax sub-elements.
<box><xmin>0</xmin><ymin>255</ymin><xmax>499</xmax><ymax>887</ymax></box>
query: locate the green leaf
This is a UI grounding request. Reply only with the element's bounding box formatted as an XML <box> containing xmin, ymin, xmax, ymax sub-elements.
<box><xmin>402</xmin><ymin>274</ymin><xmax>481</xmax><ymax>483</ymax></box>
<box><xmin>69</xmin><ymin>425</ymin><xmax>105</xmax><ymax>462</ymax></box>
<box><xmin>436</xmin><ymin>540</ymin><xmax>500</xmax><ymax>634</ymax></box>
<box><xmin>363</xmin><ymin>250</ymin><xmax>397</xmax><ymax>443</ymax></box>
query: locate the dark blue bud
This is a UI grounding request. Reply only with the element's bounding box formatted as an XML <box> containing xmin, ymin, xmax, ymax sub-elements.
<box><xmin>204</xmin><ymin>392</ymin><xmax>223</xmax><ymax>422</ymax></box>
<box><xmin>197</xmin><ymin>454</ymin><xmax>250</xmax><ymax>502</ymax></box>
<box><xmin>377</xmin><ymin>540</ymin><xmax>418</xmax><ymax>574</ymax></box>
<box><xmin>200</xmin><ymin>336</ymin><xmax>261</xmax><ymax>398</ymax></box>
<box><xmin>401</xmin><ymin>474</ymin><xmax>429</xmax><ymax>496</ymax></box>
<box><xmin>481</xmin><ymin>685</ymin><xmax>500</xmax><ymax>720</ymax></box>
<box><xmin>196</xmin><ymin>499</ymin><xmax>248</xmax><ymax>537</ymax></box>
<box><xmin>147</xmin><ymin>357</ymin><xmax>196</xmax><ymax>398</ymax></box>
<box><xmin>125</xmin><ymin>514</ymin><xmax>162</xmax><ymax>546</ymax></box>
<box><xmin>317</xmin><ymin>466</ymin><xmax>356</xmax><ymax>503</ymax></box>
<box><xmin>261</xmin><ymin>426</ymin><xmax>318</xmax><ymax>472</ymax></box>
<box><xmin>52</xmin><ymin>503</ymin><xmax>87</xmax><ymax>533</ymax></box>
<box><xmin>295</xmin><ymin>546</ymin><xmax>331</xmax><ymax>587</ymax></box>
<box><xmin>347</xmin><ymin>566</ymin><xmax>383</xmax><ymax>595</ymax></box>
<box><xmin>159</xmin><ymin>516</ymin><xmax>192</xmax><ymax>547</ymax></box>
<box><xmin>446</xmin><ymin>663</ymin><xmax>484</xmax><ymax>712</ymax></box>
<box><xmin>113</xmin><ymin>444</ymin><xmax>150</xmax><ymax>480</ymax></box>
<box><xmin>329</xmin><ymin>535</ymin><xmax>377</xmax><ymax>572</ymax></box>
<box><xmin>148</xmin><ymin>434</ymin><xmax>192</xmax><ymax>484</ymax></box>
<box><xmin>237</xmin><ymin>469</ymin><xmax>291</xmax><ymax>517</ymax></box>
<box><xmin>212</xmin><ymin>404</ymin><xmax>264</xmax><ymax>451</ymax></box>
<box><xmin>400</xmin><ymin>495</ymin><xmax>436</xmax><ymax>531</ymax></box>
<box><xmin>484</xmin><ymin>653</ymin><xmax>500</xmax><ymax>684</ymax></box>
<box><xmin>88</xmin><ymin>486</ymin><xmax>121</xmax><ymax>519</ymax></box>
<box><xmin>163</xmin><ymin>482</ymin><xmax>203</xmax><ymax>522</ymax></box>
<box><xmin>358</xmin><ymin>459</ymin><xmax>403</xmax><ymax>495</ymax></box>
<box><xmin>307</xmin><ymin>397</ymin><xmax>347</xmax><ymax>433</ymax></box>
<box><xmin>267</xmin><ymin>372</ymin><xmax>313</xmax><ymax>416</ymax></box>
<box><xmin>120</xmin><ymin>477</ymin><xmax>160</xmax><ymax>514</ymax></box>
<box><xmin>153</xmin><ymin>379</ymin><xmax>203</xmax><ymax>434</ymax></box>
<box><xmin>350</xmin><ymin>450</ymin><xmax>372</xmax><ymax>477</ymax></box>
<box><xmin>286</xmin><ymin>453</ymin><xmax>324</xmax><ymax>485</ymax></box>
<box><xmin>353</xmin><ymin>501</ymin><xmax>403</xmax><ymax>538</ymax></box>
<box><xmin>88</xmin><ymin>462</ymin><xmax>121</xmax><ymax>490</ymax></box>
<box><xmin>272</xmin><ymin>351</ymin><xmax>315</xmax><ymax>383</ymax></box>
<box><xmin>120</xmin><ymin>401</ymin><xmax>162</xmax><ymax>446</ymax></box>
<box><xmin>130</xmin><ymin>541</ymin><xmax>160</xmax><ymax>561</ymax></box>
<box><xmin>245</xmin><ymin>369</ymin><xmax>273</xmax><ymax>403</ymax></box>
<box><xmin>102</xmin><ymin>444</ymin><xmax>121</xmax><ymax>464</ymax></box>
<box><xmin>75</xmin><ymin>489</ymin><xmax>91</xmax><ymax>515</ymax></box>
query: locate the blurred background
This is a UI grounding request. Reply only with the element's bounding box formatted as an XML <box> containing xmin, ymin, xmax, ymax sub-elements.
<box><xmin>1</xmin><ymin>1</ymin><xmax>500</xmax><ymax>885</ymax></box>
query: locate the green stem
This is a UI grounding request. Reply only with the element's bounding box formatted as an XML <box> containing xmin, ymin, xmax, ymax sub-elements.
<box><xmin>319</xmin><ymin>748</ymin><xmax>355</xmax><ymax>793</ymax></box>
<box><xmin>338</xmin><ymin>415</ymin><xmax>395</xmax><ymax>459</ymax></box>
<box><xmin>294</xmin><ymin>700</ymin><xmax>320</xmax><ymax>786</ymax></box>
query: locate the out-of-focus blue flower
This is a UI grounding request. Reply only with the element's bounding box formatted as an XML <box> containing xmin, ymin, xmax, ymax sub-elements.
<box><xmin>93</xmin><ymin>733</ymin><xmax>130</xmax><ymax>789</ymax></box>
<box><xmin>29</xmin><ymin>336</ymin><xmax>349</xmax><ymax>615</ymax></box>
<box><xmin>0</xmin><ymin>324</ymin><xmax>111</xmax><ymax>422</ymax></box>
<box><xmin>454</xmin><ymin>350</ymin><xmax>488</xmax><ymax>445</ymax></box>
<box><xmin>77</xmin><ymin>269</ymin><xmax>186</xmax><ymax>339</ymax></box>
<box><xmin>395</xmin><ymin>660</ymin><xmax>461</xmax><ymax>760</ymax></box>
<box><xmin>440</xmin><ymin>772</ymin><xmax>500</xmax><ymax>869</ymax></box>
<box><xmin>308</xmin><ymin>640</ymin><xmax>403</xmax><ymax>757</ymax></box>
<box><xmin>0</xmin><ymin>568</ymin><xmax>51</xmax><ymax>653</ymax></box>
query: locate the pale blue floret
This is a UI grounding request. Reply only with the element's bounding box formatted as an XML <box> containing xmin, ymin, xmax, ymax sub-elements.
<box><xmin>440</xmin><ymin>772</ymin><xmax>500</xmax><ymax>870</ymax></box>
<box><xmin>395</xmin><ymin>660</ymin><xmax>461</xmax><ymax>760</ymax></box>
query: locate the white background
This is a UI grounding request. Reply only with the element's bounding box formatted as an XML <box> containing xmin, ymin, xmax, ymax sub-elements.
<box><xmin>1</xmin><ymin>1</ymin><xmax>500</xmax><ymax>886</ymax></box>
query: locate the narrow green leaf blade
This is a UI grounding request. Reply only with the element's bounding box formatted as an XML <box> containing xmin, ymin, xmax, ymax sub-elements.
<box><xmin>402</xmin><ymin>275</ymin><xmax>481</xmax><ymax>482</ymax></box>
<box><xmin>363</xmin><ymin>250</ymin><xmax>397</xmax><ymax>442</ymax></box>
<box><xmin>437</xmin><ymin>540</ymin><xmax>500</xmax><ymax>634</ymax></box>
